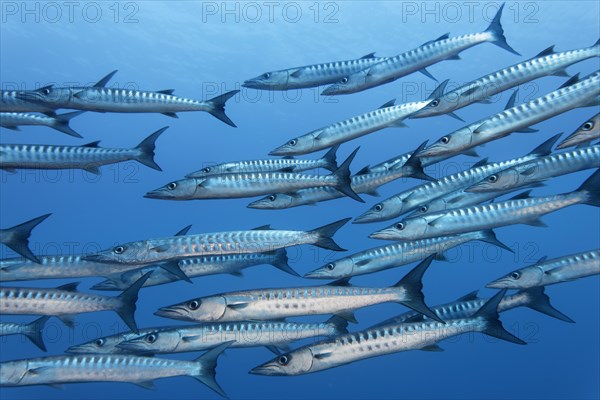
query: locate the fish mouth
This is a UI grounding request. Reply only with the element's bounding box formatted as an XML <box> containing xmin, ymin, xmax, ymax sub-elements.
<box><xmin>246</xmin><ymin>200</ymin><xmax>265</xmax><ymax>209</ymax></box>
<box><xmin>64</xmin><ymin>344</ymin><xmax>89</xmax><ymax>354</ymax></box>
<box><xmin>154</xmin><ymin>306</ymin><xmax>190</xmax><ymax>321</ymax></box>
<box><xmin>82</xmin><ymin>253</ymin><xmax>118</xmax><ymax>263</ymax></box>
<box><xmin>116</xmin><ymin>340</ymin><xmax>150</xmax><ymax>353</ymax></box>
<box><xmin>368</xmin><ymin>229</ymin><xmax>398</xmax><ymax>240</ymax></box>
<box><xmin>15</xmin><ymin>91</ymin><xmax>42</xmax><ymax>102</ymax></box>
<box><xmin>464</xmin><ymin>184</ymin><xmax>488</xmax><ymax>193</ymax></box>
<box><xmin>268</xmin><ymin>147</ymin><xmax>291</xmax><ymax>156</ymax></box>
<box><xmin>352</xmin><ymin>213</ymin><xmax>377</xmax><ymax>224</ymax></box>
<box><xmin>144</xmin><ymin>189</ymin><xmax>171</xmax><ymax>199</ymax></box>
<box><xmin>242</xmin><ymin>79</ymin><xmax>263</xmax><ymax>89</ymax></box>
<box><xmin>485</xmin><ymin>279</ymin><xmax>510</xmax><ymax>289</ymax></box>
<box><xmin>321</xmin><ymin>85</ymin><xmax>340</xmax><ymax>96</ymax></box>
<box><xmin>248</xmin><ymin>362</ymin><xmax>287</xmax><ymax>376</ymax></box>
<box><xmin>303</xmin><ymin>268</ymin><xmax>333</xmax><ymax>279</ymax></box>
<box><xmin>90</xmin><ymin>280</ymin><xmax>120</xmax><ymax>291</ymax></box>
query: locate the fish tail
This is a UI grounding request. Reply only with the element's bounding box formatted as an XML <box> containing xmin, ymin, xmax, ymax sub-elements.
<box><xmin>206</xmin><ymin>90</ymin><xmax>239</xmax><ymax>127</ymax></box>
<box><xmin>576</xmin><ymin>169</ymin><xmax>600</xmax><ymax>207</ymax></box>
<box><xmin>478</xmin><ymin>230</ymin><xmax>513</xmax><ymax>253</ymax></box>
<box><xmin>401</xmin><ymin>141</ymin><xmax>436</xmax><ymax>181</ymax></box>
<box><xmin>116</xmin><ymin>272</ymin><xmax>153</xmax><ymax>334</ymax></box>
<box><xmin>1</xmin><ymin>213</ymin><xmax>51</xmax><ymax>263</ymax></box>
<box><xmin>394</xmin><ymin>255</ymin><xmax>442</xmax><ymax>323</ymax></box>
<box><xmin>485</xmin><ymin>3</ymin><xmax>521</xmax><ymax>56</ymax></box>
<box><xmin>474</xmin><ymin>289</ymin><xmax>527</xmax><ymax>345</ymax></box>
<box><xmin>134</xmin><ymin>126</ymin><xmax>168</xmax><ymax>171</ymax></box>
<box><xmin>332</xmin><ymin>147</ymin><xmax>364</xmax><ymax>202</ymax></box>
<box><xmin>51</xmin><ymin>111</ymin><xmax>85</xmax><ymax>138</ymax></box>
<box><xmin>23</xmin><ymin>316</ymin><xmax>50</xmax><ymax>352</ymax></box>
<box><xmin>191</xmin><ymin>341</ymin><xmax>233</xmax><ymax>398</ymax></box>
<box><xmin>521</xmin><ymin>287</ymin><xmax>575</xmax><ymax>323</ymax></box>
<box><xmin>309</xmin><ymin>218</ymin><xmax>351</xmax><ymax>251</ymax></box>
<box><xmin>267</xmin><ymin>248</ymin><xmax>299</xmax><ymax>277</ymax></box>
<box><xmin>321</xmin><ymin>144</ymin><xmax>340</xmax><ymax>172</ymax></box>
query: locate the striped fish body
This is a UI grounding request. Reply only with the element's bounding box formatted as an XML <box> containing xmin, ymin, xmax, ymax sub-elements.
<box><xmin>0</xmin><ymin>322</ymin><xmax>34</xmax><ymax>337</ymax></box>
<box><xmin>0</xmin><ymin>91</ymin><xmax>56</xmax><ymax>113</ymax></box>
<box><xmin>368</xmin><ymin>151</ymin><xmax>447</xmax><ymax>174</ymax></box>
<box><xmin>186</xmin><ymin>157</ymin><xmax>332</xmax><ymax>178</ymax></box>
<box><xmin>410</xmin><ymin>187</ymin><xmax>521</xmax><ymax>216</ymax></box>
<box><xmin>557</xmin><ymin>112</ymin><xmax>600</xmax><ymax>149</ymax></box>
<box><xmin>0</xmin><ymin>112</ymin><xmax>57</xmax><ymax>128</ymax></box>
<box><xmin>66</xmin><ymin>331</ymin><xmax>147</xmax><ymax>355</ymax></box>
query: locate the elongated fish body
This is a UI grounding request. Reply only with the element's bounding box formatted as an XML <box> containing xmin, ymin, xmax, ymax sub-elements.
<box><xmin>66</xmin><ymin>330</ymin><xmax>153</xmax><ymax>354</ymax></box>
<box><xmin>487</xmin><ymin>249</ymin><xmax>600</xmax><ymax>289</ymax></box>
<box><xmin>85</xmin><ymin>219</ymin><xmax>350</xmax><ymax>266</ymax></box>
<box><xmin>269</xmin><ymin>100</ymin><xmax>429</xmax><ymax>156</ymax></box>
<box><xmin>556</xmin><ymin>113</ymin><xmax>600</xmax><ymax>149</ymax></box>
<box><xmin>242</xmin><ymin>53</ymin><xmax>388</xmax><ymax>90</ymax></box>
<box><xmin>0</xmin><ymin>111</ymin><xmax>85</xmax><ymax>138</ymax></box>
<box><xmin>0</xmin><ymin>317</ymin><xmax>50</xmax><ymax>351</ymax></box>
<box><xmin>91</xmin><ymin>250</ymin><xmax>295</xmax><ymax>291</ymax></box>
<box><xmin>0</xmin><ymin>90</ymin><xmax>57</xmax><ymax>114</ymax></box>
<box><xmin>418</xmin><ymin>72</ymin><xmax>600</xmax><ymax>159</ymax></box>
<box><xmin>468</xmin><ymin>145</ymin><xmax>600</xmax><ymax>193</ymax></box>
<box><xmin>0</xmin><ymin>342</ymin><xmax>231</xmax><ymax>397</ymax></box>
<box><xmin>304</xmin><ymin>231</ymin><xmax>500</xmax><ymax>279</ymax></box>
<box><xmin>412</xmin><ymin>42</ymin><xmax>600</xmax><ymax>119</ymax></box>
<box><xmin>118</xmin><ymin>318</ymin><xmax>347</xmax><ymax>355</ymax></box>
<box><xmin>370</xmin><ymin>170</ymin><xmax>599</xmax><ymax>241</ymax></box>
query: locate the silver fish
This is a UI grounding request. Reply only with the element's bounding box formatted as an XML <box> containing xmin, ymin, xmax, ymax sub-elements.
<box><xmin>487</xmin><ymin>249</ymin><xmax>600</xmax><ymax>289</ymax></box>
<box><xmin>117</xmin><ymin>316</ymin><xmax>348</xmax><ymax>355</ymax></box>
<box><xmin>0</xmin><ymin>127</ymin><xmax>166</xmax><ymax>174</ymax></box>
<box><xmin>0</xmin><ymin>316</ymin><xmax>50</xmax><ymax>352</ymax></box>
<box><xmin>416</xmin><ymin>72</ymin><xmax>600</xmax><ymax>159</ymax></box>
<box><xmin>304</xmin><ymin>230</ymin><xmax>509</xmax><ymax>280</ymax></box>
<box><xmin>0</xmin><ymin>214</ymin><xmax>51</xmax><ymax>264</ymax></box>
<box><xmin>354</xmin><ymin>134</ymin><xmax>559</xmax><ymax>224</ymax></box>
<box><xmin>145</xmin><ymin>148</ymin><xmax>363</xmax><ymax>202</ymax></box>
<box><xmin>0</xmin><ymin>111</ymin><xmax>85</xmax><ymax>138</ymax></box>
<box><xmin>186</xmin><ymin>145</ymin><xmax>340</xmax><ymax>178</ymax></box>
<box><xmin>90</xmin><ymin>249</ymin><xmax>297</xmax><ymax>291</ymax></box>
<box><xmin>556</xmin><ymin>112</ymin><xmax>600</xmax><ymax>149</ymax></box>
<box><xmin>321</xmin><ymin>4</ymin><xmax>519</xmax><ymax>96</ymax></box>
<box><xmin>0</xmin><ymin>273</ymin><xmax>150</xmax><ymax>333</ymax></box>
<box><xmin>243</xmin><ymin>52</ymin><xmax>387</xmax><ymax>90</ymax></box>
<box><xmin>155</xmin><ymin>256</ymin><xmax>441</xmax><ymax>323</ymax></box>
<box><xmin>84</xmin><ymin>218</ymin><xmax>351</xmax><ymax>266</ymax></box>
<box><xmin>65</xmin><ymin>330</ymin><xmax>158</xmax><ymax>355</ymax></box>
<box><xmin>370</xmin><ymin>169</ymin><xmax>600</xmax><ymax>241</ymax></box>
<box><xmin>0</xmin><ymin>342</ymin><xmax>232</xmax><ymax>397</ymax></box>
<box><xmin>466</xmin><ymin>144</ymin><xmax>600</xmax><ymax>193</ymax></box>
<box><xmin>411</xmin><ymin>40</ymin><xmax>600</xmax><ymax>120</ymax></box>
<box><xmin>249</xmin><ymin>289</ymin><xmax>524</xmax><ymax>376</ymax></box>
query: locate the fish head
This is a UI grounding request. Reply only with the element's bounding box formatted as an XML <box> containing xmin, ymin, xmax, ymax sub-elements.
<box><xmin>65</xmin><ymin>335</ymin><xmax>128</xmax><ymax>354</ymax></box>
<box><xmin>0</xmin><ymin>360</ymin><xmax>28</xmax><ymax>386</ymax></box>
<box><xmin>304</xmin><ymin>257</ymin><xmax>355</xmax><ymax>279</ymax></box>
<box><xmin>155</xmin><ymin>295</ymin><xmax>227</xmax><ymax>322</ymax></box>
<box><xmin>185</xmin><ymin>163</ymin><xmax>228</xmax><ymax>178</ymax></box>
<box><xmin>118</xmin><ymin>330</ymin><xmax>178</xmax><ymax>354</ymax></box>
<box><xmin>145</xmin><ymin>178</ymin><xmax>199</xmax><ymax>200</ymax></box>
<box><xmin>408</xmin><ymin>199</ymin><xmax>445</xmax><ymax>217</ymax></box>
<box><xmin>369</xmin><ymin>218</ymin><xmax>428</xmax><ymax>241</ymax></box>
<box><xmin>269</xmin><ymin>133</ymin><xmax>319</xmax><ymax>156</ymax></box>
<box><xmin>353</xmin><ymin>196</ymin><xmax>406</xmax><ymax>224</ymax></box>
<box><xmin>243</xmin><ymin>70</ymin><xmax>290</xmax><ymax>90</ymax></box>
<box><xmin>15</xmin><ymin>86</ymin><xmax>70</xmax><ymax>107</ymax></box>
<box><xmin>486</xmin><ymin>266</ymin><xmax>543</xmax><ymax>289</ymax></box>
<box><xmin>321</xmin><ymin>70</ymin><xmax>369</xmax><ymax>95</ymax></box>
<box><xmin>466</xmin><ymin>168</ymin><xmax>521</xmax><ymax>193</ymax></box>
<box><xmin>83</xmin><ymin>241</ymin><xmax>149</xmax><ymax>265</ymax></box>
<box><xmin>247</xmin><ymin>193</ymin><xmax>295</xmax><ymax>209</ymax></box>
<box><xmin>416</xmin><ymin>127</ymin><xmax>473</xmax><ymax>158</ymax></box>
<box><xmin>411</xmin><ymin>93</ymin><xmax>459</xmax><ymax>118</ymax></box>
<box><xmin>249</xmin><ymin>348</ymin><xmax>314</xmax><ymax>376</ymax></box>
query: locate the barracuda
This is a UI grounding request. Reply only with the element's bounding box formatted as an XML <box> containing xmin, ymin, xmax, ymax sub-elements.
<box><xmin>370</xmin><ymin>169</ymin><xmax>600</xmax><ymax>241</ymax></box>
<box><xmin>249</xmin><ymin>289</ymin><xmax>525</xmax><ymax>376</ymax></box>
<box><xmin>91</xmin><ymin>249</ymin><xmax>297</xmax><ymax>291</ymax></box>
<box><xmin>0</xmin><ymin>342</ymin><xmax>232</xmax><ymax>397</ymax></box>
<box><xmin>321</xmin><ymin>4</ymin><xmax>519</xmax><ymax>96</ymax></box>
<box><xmin>0</xmin><ymin>317</ymin><xmax>50</xmax><ymax>352</ymax></box>
<box><xmin>417</xmin><ymin>72</ymin><xmax>600</xmax><ymax>159</ymax></box>
<box><xmin>15</xmin><ymin>71</ymin><xmax>239</xmax><ymax>127</ymax></box>
<box><xmin>0</xmin><ymin>273</ymin><xmax>150</xmax><ymax>333</ymax></box>
<box><xmin>186</xmin><ymin>145</ymin><xmax>339</xmax><ymax>178</ymax></box>
<box><xmin>487</xmin><ymin>249</ymin><xmax>600</xmax><ymax>289</ymax></box>
<box><xmin>155</xmin><ymin>256</ymin><xmax>441</xmax><ymax>323</ymax></box>
<box><xmin>84</xmin><ymin>218</ymin><xmax>351</xmax><ymax>265</ymax></box>
<box><xmin>556</xmin><ymin>112</ymin><xmax>600</xmax><ymax>149</ymax></box>
<box><xmin>242</xmin><ymin>52</ymin><xmax>388</xmax><ymax>90</ymax></box>
<box><xmin>0</xmin><ymin>111</ymin><xmax>85</xmax><ymax>138</ymax></box>
<box><xmin>467</xmin><ymin>144</ymin><xmax>600</xmax><ymax>193</ymax></box>
<box><xmin>412</xmin><ymin>40</ymin><xmax>600</xmax><ymax>120</ymax></box>
<box><xmin>354</xmin><ymin>134</ymin><xmax>559</xmax><ymax>224</ymax></box>
<box><xmin>0</xmin><ymin>127</ymin><xmax>166</xmax><ymax>174</ymax></box>
<box><xmin>0</xmin><ymin>214</ymin><xmax>51</xmax><ymax>264</ymax></box>
<box><xmin>146</xmin><ymin>148</ymin><xmax>363</xmax><ymax>202</ymax></box>
<box><xmin>304</xmin><ymin>230</ymin><xmax>510</xmax><ymax>280</ymax></box>
<box><xmin>117</xmin><ymin>317</ymin><xmax>348</xmax><ymax>355</ymax></box>
<box><xmin>372</xmin><ymin>287</ymin><xmax>573</xmax><ymax>328</ymax></box>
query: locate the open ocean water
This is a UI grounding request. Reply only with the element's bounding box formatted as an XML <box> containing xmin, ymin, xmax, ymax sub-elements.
<box><xmin>0</xmin><ymin>1</ymin><xmax>599</xmax><ymax>399</ymax></box>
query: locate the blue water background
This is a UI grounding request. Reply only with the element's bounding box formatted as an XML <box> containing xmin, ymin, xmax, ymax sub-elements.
<box><xmin>0</xmin><ymin>1</ymin><xmax>599</xmax><ymax>399</ymax></box>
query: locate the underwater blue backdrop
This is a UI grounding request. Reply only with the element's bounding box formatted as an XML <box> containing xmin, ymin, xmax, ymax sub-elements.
<box><xmin>1</xmin><ymin>1</ymin><xmax>599</xmax><ymax>399</ymax></box>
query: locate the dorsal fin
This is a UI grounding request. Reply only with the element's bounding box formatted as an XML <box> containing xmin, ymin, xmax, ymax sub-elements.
<box><xmin>156</xmin><ymin>89</ymin><xmax>175</xmax><ymax>95</ymax></box>
<box><xmin>454</xmin><ymin>290</ymin><xmax>479</xmax><ymax>302</ymax></box>
<box><xmin>421</xmin><ymin>33</ymin><xmax>450</xmax><ymax>46</ymax></box>
<box><xmin>57</xmin><ymin>282</ymin><xmax>79</xmax><ymax>292</ymax></box>
<box><xmin>536</xmin><ymin>256</ymin><xmax>548</xmax><ymax>263</ymax></box>
<box><xmin>360</xmin><ymin>52</ymin><xmax>376</xmax><ymax>59</ymax></box>
<box><xmin>81</xmin><ymin>141</ymin><xmax>101</xmax><ymax>148</ymax></box>
<box><xmin>534</xmin><ymin>45</ymin><xmax>555</xmax><ymax>58</ymax></box>
<box><xmin>289</xmin><ymin>69</ymin><xmax>303</xmax><ymax>78</ymax></box>
<box><xmin>355</xmin><ymin>165</ymin><xmax>371</xmax><ymax>175</ymax></box>
<box><xmin>527</xmin><ymin>133</ymin><xmax>562</xmax><ymax>156</ymax></box>
<box><xmin>559</xmin><ymin>73</ymin><xmax>580</xmax><ymax>90</ymax></box>
<box><xmin>174</xmin><ymin>225</ymin><xmax>192</xmax><ymax>236</ymax></box>
<box><xmin>252</xmin><ymin>225</ymin><xmax>272</xmax><ymax>230</ymax></box>
<box><xmin>509</xmin><ymin>190</ymin><xmax>533</xmax><ymax>200</ymax></box>
<box><xmin>379</xmin><ymin>99</ymin><xmax>396</xmax><ymax>109</ymax></box>
<box><xmin>427</xmin><ymin>79</ymin><xmax>449</xmax><ymax>100</ymax></box>
<box><xmin>505</xmin><ymin>90</ymin><xmax>519</xmax><ymax>110</ymax></box>
<box><xmin>329</xmin><ymin>277</ymin><xmax>351</xmax><ymax>287</ymax></box>
<box><xmin>471</xmin><ymin>158</ymin><xmax>489</xmax><ymax>169</ymax></box>
<box><xmin>94</xmin><ymin>70</ymin><xmax>118</xmax><ymax>88</ymax></box>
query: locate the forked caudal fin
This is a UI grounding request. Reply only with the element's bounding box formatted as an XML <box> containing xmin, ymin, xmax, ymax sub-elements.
<box><xmin>521</xmin><ymin>287</ymin><xmax>575</xmax><ymax>323</ymax></box>
<box><xmin>1</xmin><ymin>213</ymin><xmax>51</xmax><ymax>264</ymax></box>
<box><xmin>134</xmin><ymin>126</ymin><xmax>168</xmax><ymax>171</ymax></box>
<box><xmin>23</xmin><ymin>316</ymin><xmax>51</xmax><ymax>352</ymax></box>
<box><xmin>309</xmin><ymin>218</ymin><xmax>351</xmax><ymax>251</ymax></box>
<box><xmin>206</xmin><ymin>90</ymin><xmax>239</xmax><ymax>127</ymax></box>
<box><xmin>332</xmin><ymin>147</ymin><xmax>364</xmax><ymax>202</ymax></box>
<box><xmin>117</xmin><ymin>272</ymin><xmax>153</xmax><ymax>334</ymax></box>
<box><xmin>576</xmin><ymin>169</ymin><xmax>600</xmax><ymax>207</ymax></box>
<box><xmin>51</xmin><ymin>111</ymin><xmax>86</xmax><ymax>138</ymax></box>
<box><xmin>474</xmin><ymin>289</ymin><xmax>527</xmax><ymax>345</ymax></box>
<box><xmin>267</xmin><ymin>248</ymin><xmax>300</xmax><ymax>277</ymax></box>
<box><xmin>192</xmin><ymin>341</ymin><xmax>233</xmax><ymax>398</ymax></box>
<box><xmin>321</xmin><ymin>144</ymin><xmax>340</xmax><ymax>172</ymax></box>
<box><xmin>485</xmin><ymin>3</ymin><xmax>521</xmax><ymax>56</ymax></box>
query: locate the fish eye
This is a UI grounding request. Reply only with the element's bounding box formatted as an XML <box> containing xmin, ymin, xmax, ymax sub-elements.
<box><xmin>277</xmin><ymin>355</ymin><xmax>289</xmax><ymax>365</ymax></box>
<box><xmin>42</xmin><ymin>88</ymin><xmax>50</xmax><ymax>95</ymax></box>
<box><xmin>145</xmin><ymin>334</ymin><xmax>157</xmax><ymax>343</ymax></box>
<box><xmin>420</xmin><ymin>205</ymin><xmax>428</xmax><ymax>212</ymax></box>
<box><xmin>95</xmin><ymin>338</ymin><xmax>105</xmax><ymax>347</ymax></box>
<box><xmin>374</xmin><ymin>204</ymin><xmax>383</xmax><ymax>212</ymax></box>
<box><xmin>114</xmin><ymin>246</ymin><xmax>125</xmax><ymax>254</ymax></box>
<box><xmin>288</xmin><ymin>139</ymin><xmax>297</xmax><ymax>146</ymax></box>
<box><xmin>395</xmin><ymin>222</ymin><xmax>405</xmax><ymax>230</ymax></box>
<box><xmin>167</xmin><ymin>182</ymin><xmax>177</xmax><ymax>190</ymax></box>
<box><xmin>203</xmin><ymin>167</ymin><xmax>211</xmax><ymax>173</ymax></box>
<box><xmin>263</xmin><ymin>73</ymin><xmax>271</xmax><ymax>79</ymax></box>
<box><xmin>430</xmin><ymin>99</ymin><xmax>440</xmax><ymax>107</ymax></box>
<box><xmin>510</xmin><ymin>271</ymin><xmax>521</xmax><ymax>280</ymax></box>
<box><xmin>326</xmin><ymin>263</ymin><xmax>335</xmax><ymax>271</ymax></box>
<box><xmin>582</xmin><ymin>121</ymin><xmax>594</xmax><ymax>130</ymax></box>
<box><xmin>488</xmin><ymin>175</ymin><xmax>498</xmax><ymax>183</ymax></box>
<box><xmin>340</xmin><ymin>77</ymin><xmax>349</xmax><ymax>84</ymax></box>
<box><xmin>440</xmin><ymin>136</ymin><xmax>450</xmax><ymax>144</ymax></box>
<box><xmin>268</xmin><ymin>195</ymin><xmax>276</xmax><ymax>201</ymax></box>
<box><xmin>188</xmin><ymin>300</ymin><xmax>200</xmax><ymax>310</ymax></box>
